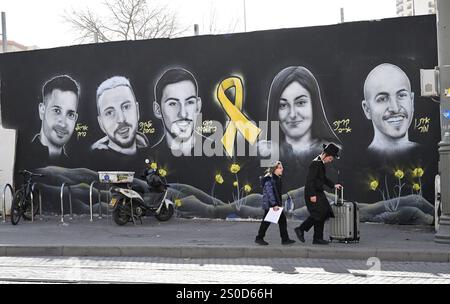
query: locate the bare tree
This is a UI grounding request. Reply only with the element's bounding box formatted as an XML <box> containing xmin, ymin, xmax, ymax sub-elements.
<box><xmin>202</xmin><ymin>4</ymin><xmax>241</xmax><ymax>35</ymax></box>
<box><xmin>63</xmin><ymin>0</ymin><xmax>186</xmax><ymax>43</ymax></box>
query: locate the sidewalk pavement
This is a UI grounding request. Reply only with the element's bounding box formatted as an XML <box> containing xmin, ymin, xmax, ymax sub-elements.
<box><xmin>0</xmin><ymin>215</ymin><xmax>449</xmax><ymax>262</ymax></box>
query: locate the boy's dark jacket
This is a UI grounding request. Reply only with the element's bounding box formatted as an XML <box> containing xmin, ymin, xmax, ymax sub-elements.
<box><xmin>260</xmin><ymin>173</ymin><xmax>282</xmax><ymax>210</ymax></box>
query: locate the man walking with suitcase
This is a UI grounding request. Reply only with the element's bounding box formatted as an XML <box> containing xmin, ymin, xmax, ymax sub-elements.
<box><xmin>295</xmin><ymin>143</ymin><xmax>342</xmax><ymax>245</ymax></box>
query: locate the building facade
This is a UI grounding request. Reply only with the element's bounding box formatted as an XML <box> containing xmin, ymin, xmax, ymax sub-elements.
<box><xmin>0</xmin><ymin>40</ymin><xmax>38</xmax><ymax>53</ymax></box>
<box><xmin>396</xmin><ymin>0</ymin><xmax>436</xmax><ymax>16</ymax></box>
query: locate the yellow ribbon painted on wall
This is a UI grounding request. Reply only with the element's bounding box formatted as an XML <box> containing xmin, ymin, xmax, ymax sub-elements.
<box><xmin>217</xmin><ymin>77</ymin><xmax>261</xmax><ymax>156</ymax></box>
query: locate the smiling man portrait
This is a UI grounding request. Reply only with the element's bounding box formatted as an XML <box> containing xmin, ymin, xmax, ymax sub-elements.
<box><xmin>32</xmin><ymin>75</ymin><xmax>80</xmax><ymax>163</ymax></box>
<box><xmin>361</xmin><ymin>63</ymin><xmax>419</xmax><ymax>155</ymax></box>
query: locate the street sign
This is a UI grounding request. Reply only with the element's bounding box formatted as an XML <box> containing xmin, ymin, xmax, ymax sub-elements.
<box><xmin>443</xmin><ymin>110</ymin><xmax>450</xmax><ymax>119</ymax></box>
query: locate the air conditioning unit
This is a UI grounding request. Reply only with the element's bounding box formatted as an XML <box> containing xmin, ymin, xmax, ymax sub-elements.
<box><xmin>420</xmin><ymin>69</ymin><xmax>439</xmax><ymax>97</ymax></box>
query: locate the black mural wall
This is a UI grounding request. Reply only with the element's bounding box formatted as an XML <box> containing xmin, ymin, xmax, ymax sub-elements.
<box><xmin>0</xmin><ymin>15</ymin><xmax>440</xmax><ymax>224</ymax></box>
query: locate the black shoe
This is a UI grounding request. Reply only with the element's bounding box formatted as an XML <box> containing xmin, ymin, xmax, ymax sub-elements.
<box><xmin>294</xmin><ymin>227</ymin><xmax>305</xmax><ymax>243</ymax></box>
<box><xmin>312</xmin><ymin>239</ymin><xmax>329</xmax><ymax>245</ymax></box>
<box><xmin>255</xmin><ymin>238</ymin><xmax>269</xmax><ymax>246</ymax></box>
<box><xmin>282</xmin><ymin>239</ymin><xmax>296</xmax><ymax>245</ymax></box>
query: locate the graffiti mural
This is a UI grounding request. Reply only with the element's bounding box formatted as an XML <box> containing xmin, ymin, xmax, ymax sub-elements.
<box><xmin>0</xmin><ymin>15</ymin><xmax>440</xmax><ymax>224</ymax></box>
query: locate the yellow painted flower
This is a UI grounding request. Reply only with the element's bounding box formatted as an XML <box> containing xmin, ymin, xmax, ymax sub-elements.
<box><xmin>175</xmin><ymin>198</ymin><xmax>182</xmax><ymax>207</ymax></box>
<box><xmin>417</xmin><ymin>168</ymin><xmax>424</xmax><ymax>177</ymax></box>
<box><xmin>150</xmin><ymin>162</ymin><xmax>158</xmax><ymax>170</ymax></box>
<box><xmin>413</xmin><ymin>183</ymin><xmax>421</xmax><ymax>191</ymax></box>
<box><xmin>215</xmin><ymin>174</ymin><xmax>224</xmax><ymax>184</ymax></box>
<box><xmin>233</xmin><ymin>181</ymin><xmax>239</xmax><ymax>187</ymax></box>
<box><xmin>394</xmin><ymin>170</ymin><xmax>404</xmax><ymax>180</ymax></box>
<box><xmin>230</xmin><ymin>164</ymin><xmax>241</xmax><ymax>174</ymax></box>
<box><xmin>158</xmin><ymin>168</ymin><xmax>167</xmax><ymax>177</ymax></box>
<box><xmin>244</xmin><ymin>184</ymin><xmax>252</xmax><ymax>193</ymax></box>
<box><xmin>369</xmin><ymin>180</ymin><xmax>379</xmax><ymax>191</ymax></box>
<box><xmin>412</xmin><ymin>168</ymin><xmax>424</xmax><ymax>178</ymax></box>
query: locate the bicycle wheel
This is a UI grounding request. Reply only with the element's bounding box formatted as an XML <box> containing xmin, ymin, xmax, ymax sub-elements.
<box><xmin>22</xmin><ymin>190</ymin><xmax>39</xmax><ymax>220</ymax></box>
<box><xmin>11</xmin><ymin>189</ymin><xmax>25</xmax><ymax>225</ymax></box>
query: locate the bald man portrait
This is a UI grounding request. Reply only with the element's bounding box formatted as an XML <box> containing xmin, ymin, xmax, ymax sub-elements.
<box><xmin>361</xmin><ymin>63</ymin><xmax>419</xmax><ymax>155</ymax></box>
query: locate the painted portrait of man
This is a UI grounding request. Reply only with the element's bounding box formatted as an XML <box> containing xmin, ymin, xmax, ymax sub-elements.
<box><xmin>31</xmin><ymin>75</ymin><xmax>80</xmax><ymax>161</ymax></box>
<box><xmin>152</xmin><ymin>68</ymin><xmax>202</xmax><ymax>157</ymax></box>
<box><xmin>361</xmin><ymin>63</ymin><xmax>419</xmax><ymax>156</ymax></box>
<box><xmin>91</xmin><ymin>76</ymin><xmax>149</xmax><ymax>156</ymax></box>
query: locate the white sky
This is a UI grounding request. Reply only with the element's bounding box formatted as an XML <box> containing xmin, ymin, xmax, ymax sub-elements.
<box><xmin>1</xmin><ymin>0</ymin><xmax>397</xmax><ymax>49</ymax></box>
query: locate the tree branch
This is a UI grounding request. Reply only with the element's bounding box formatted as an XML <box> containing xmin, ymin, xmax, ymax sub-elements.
<box><xmin>62</xmin><ymin>0</ymin><xmax>184</xmax><ymax>43</ymax></box>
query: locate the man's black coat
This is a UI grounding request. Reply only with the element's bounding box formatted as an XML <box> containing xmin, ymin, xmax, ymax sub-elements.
<box><xmin>304</xmin><ymin>156</ymin><xmax>335</xmax><ymax>221</ymax></box>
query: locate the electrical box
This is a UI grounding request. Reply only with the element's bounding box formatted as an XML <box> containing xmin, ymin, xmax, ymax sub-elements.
<box><xmin>420</xmin><ymin>69</ymin><xmax>439</xmax><ymax>97</ymax></box>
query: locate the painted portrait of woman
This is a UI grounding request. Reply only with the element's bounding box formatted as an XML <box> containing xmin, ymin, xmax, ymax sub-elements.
<box><xmin>259</xmin><ymin>66</ymin><xmax>342</xmax><ymax>168</ymax></box>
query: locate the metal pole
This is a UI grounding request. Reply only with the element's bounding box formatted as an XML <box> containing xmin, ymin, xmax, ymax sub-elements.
<box><xmin>39</xmin><ymin>191</ymin><xmax>42</xmax><ymax>220</ymax></box>
<box><xmin>130</xmin><ymin>198</ymin><xmax>135</xmax><ymax>225</ymax></box>
<box><xmin>30</xmin><ymin>188</ymin><xmax>34</xmax><ymax>222</ymax></box>
<box><xmin>435</xmin><ymin>0</ymin><xmax>450</xmax><ymax>244</ymax></box>
<box><xmin>94</xmin><ymin>32</ymin><xmax>99</xmax><ymax>43</ymax></box>
<box><xmin>243</xmin><ymin>0</ymin><xmax>247</xmax><ymax>32</ymax></box>
<box><xmin>340</xmin><ymin>8</ymin><xmax>344</xmax><ymax>23</ymax></box>
<box><xmin>60</xmin><ymin>183</ymin><xmax>65</xmax><ymax>223</ymax></box>
<box><xmin>89</xmin><ymin>181</ymin><xmax>96</xmax><ymax>222</ymax></box>
<box><xmin>98</xmin><ymin>186</ymin><xmax>103</xmax><ymax>219</ymax></box>
<box><xmin>31</xmin><ymin>183</ymin><xmax>40</xmax><ymax>222</ymax></box>
<box><xmin>105</xmin><ymin>187</ymin><xmax>111</xmax><ymax>223</ymax></box>
<box><xmin>1</xmin><ymin>12</ymin><xmax>6</xmax><ymax>53</ymax></box>
<box><xmin>194</xmin><ymin>24</ymin><xmax>199</xmax><ymax>36</ymax></box>
<box><xmin>68</xmin><ymin>186</ymin><xmax>73</xmax><ymax>220</ymax></box>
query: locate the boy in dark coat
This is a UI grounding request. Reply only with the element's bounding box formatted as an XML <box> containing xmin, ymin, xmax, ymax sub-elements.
<box><xmin>255</xmin><ymin>161</ymin><xmax>296</xmax><ymax>246</ymax></box>
<box><xmin>295</xmin><ymin>143</ymin><xmax>342</xmax><ymax>245</ymax></box>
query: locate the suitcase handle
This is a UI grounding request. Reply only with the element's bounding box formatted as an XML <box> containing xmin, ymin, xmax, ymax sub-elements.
<box><xmin>334</xmin><ymin>186</ymin><xmax>344</xmax><ymax>206</ymax></box>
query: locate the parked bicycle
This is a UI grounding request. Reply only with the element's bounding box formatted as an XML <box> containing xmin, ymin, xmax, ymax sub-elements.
<box><xmin>10</xmin><ymin>170</ymin><xmax>44</xmax><ymax>225</ymax></box>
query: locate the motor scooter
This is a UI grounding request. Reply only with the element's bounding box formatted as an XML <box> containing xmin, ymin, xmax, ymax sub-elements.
<box><xmin>110</xmin><ymin>160</ymin><xmax>174</xmax><ymax>225</ymax></box>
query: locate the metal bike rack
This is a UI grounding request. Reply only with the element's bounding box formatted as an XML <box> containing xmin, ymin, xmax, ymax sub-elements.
<box><xmin>89</xmin><ymin>181</ymin><xmax>105</xmax><ymax>222</ymax></box>
<box><xmin>2</xmin><ymin>184</ymin><xmax>14</xmax><ymax>223</ymax></box>
<box><xmin>106</xmin><ymin>187</ymin><xmax>113</xmax><ymax>224</ymax></box>
<box><xmin>30</xmin><ymin>183</ymin><xmax>43</xmax><ymax>222</ymax></box>
<box><xmin>99</xmin><ymin>186</ymin><xmax>104</xmax><ymax>220</ymax></box>
<box><xmin>60</xmin><ymin>183</ymin><xmax>73</xmax><ymax>223</ymax></box>
<box><xmin>130</xmin><ymin>198</ymin><xmax>136</xmax><ymax>225</ymax></box>
<box><xmin>29</xmin><ymin>187</ymin><xmax>34</xmax><ymax>222</ymax></box>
